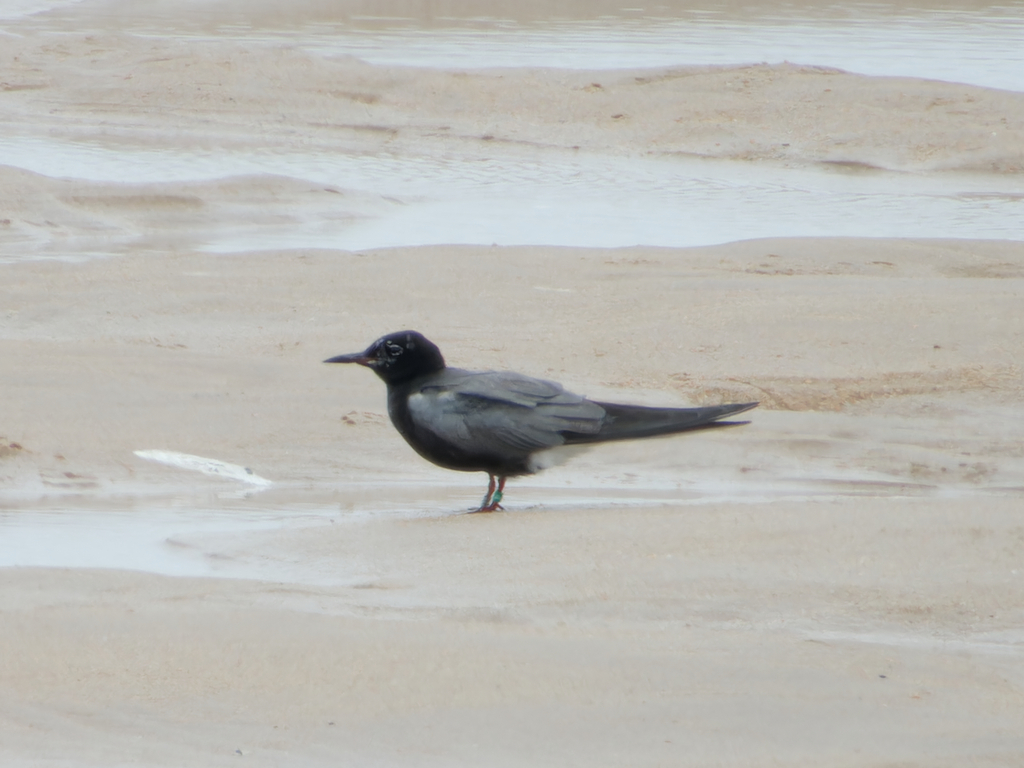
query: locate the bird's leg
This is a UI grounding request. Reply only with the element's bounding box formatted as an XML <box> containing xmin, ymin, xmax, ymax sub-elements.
<box><xmin>490</xmin><ymin>476</ymin><xmax>506</xmax><ymax>508</ymax></box>
<box><xmin>472</xmin><ymin>474</ymin><xmax>506</xmax><ymax>513</ymax></box>
<box><xmin>482</xmin><ymin>476</ymin><xmax>506</xmax><ymax>512</ymax></box>
<box><xmin>477</xmin><ymin>474</ymin><xmax>497</xmax><ymax>510</ymax></box>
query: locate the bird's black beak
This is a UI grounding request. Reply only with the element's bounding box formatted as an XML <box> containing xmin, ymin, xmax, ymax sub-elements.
<box><xmin>324</xmin><ymin>352</ymin><xmax>374</xmax><ymax>366</ymax></box>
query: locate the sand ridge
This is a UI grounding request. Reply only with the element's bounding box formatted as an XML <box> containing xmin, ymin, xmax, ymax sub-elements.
<box><xmin>2</xmin><ymin>32</ymin><xmax>1022</xmax><ymax>172</ymax></box>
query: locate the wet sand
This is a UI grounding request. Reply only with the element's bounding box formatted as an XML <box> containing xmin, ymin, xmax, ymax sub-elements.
<box><xmin>2</xmin><ymin>1</ymin><xmax>1024</xmax><ymax>765</ymax></box>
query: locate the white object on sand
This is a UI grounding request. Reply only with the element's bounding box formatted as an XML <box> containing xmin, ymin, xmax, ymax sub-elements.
<box><xmin>134</xmin><ymin>450</ymin><xmax>273</xmax><ymax>487</ymax></box>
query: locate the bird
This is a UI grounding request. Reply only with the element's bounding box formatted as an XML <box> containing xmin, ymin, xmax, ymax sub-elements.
<box><xmin>324</xmin><ymin>331</ymin><xmax>757</xmax><ymax>512</ymax></box>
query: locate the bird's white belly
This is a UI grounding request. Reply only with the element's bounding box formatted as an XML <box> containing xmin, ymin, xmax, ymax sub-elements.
<box><xmin>526</xmin><ymin>444</ymin><xmax>592</xmax><ymax>474</ymax></box>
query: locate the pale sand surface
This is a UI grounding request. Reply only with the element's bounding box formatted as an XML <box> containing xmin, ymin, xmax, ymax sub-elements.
<box><xmin>3</xmin><ymin>241</ymin><xmax>1023</xmax><ymax>766</ymax></box>
<box><xmin>2</xmin><ymin>2</ymin><xmax>1024</xmax><ymax>765</ymax></box>
<box><xmin>1</xmin><ymin>497</ymin><xmax>1023</xmax><ymax>766</ymax></box>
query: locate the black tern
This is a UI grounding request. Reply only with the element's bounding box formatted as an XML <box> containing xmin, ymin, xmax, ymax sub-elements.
<box><xmin>325</xmin><ymin>331</ymin><xmax>757</xmax><ymax>512</ymax></box>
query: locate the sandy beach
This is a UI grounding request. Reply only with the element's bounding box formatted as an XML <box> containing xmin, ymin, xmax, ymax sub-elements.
<box><xmin>2</xmin><ymin>1</ymin><xmax>1024</xmax><ymax>765</ymax></box>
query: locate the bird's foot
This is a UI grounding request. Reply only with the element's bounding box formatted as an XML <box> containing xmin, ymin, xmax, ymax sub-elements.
<box><xmin>469</xmin><ymin>503</ymin><xmax>503</xmax><ymax>514</ymax></box>
<box><xmin>471</xmin><ymin>489</ymin><xmax>503</xmax><ymax>513</ymax></box>
<box><xmin>469</xmin><ymin>476</ymin><xmax>506</xmax><ymax>513</ymax></box>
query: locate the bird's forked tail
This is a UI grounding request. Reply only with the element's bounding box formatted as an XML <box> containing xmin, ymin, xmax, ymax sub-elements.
<box><xmin>564</xmin><ymin>401</ymin><xmax>758</xmax><ymax>444</ymax></box>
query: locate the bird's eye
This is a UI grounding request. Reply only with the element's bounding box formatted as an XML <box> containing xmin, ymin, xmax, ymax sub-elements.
<box><xmin>385</xmin><ymin>341</ymin><xmax>404</xmax><ymax>356</ymax></box>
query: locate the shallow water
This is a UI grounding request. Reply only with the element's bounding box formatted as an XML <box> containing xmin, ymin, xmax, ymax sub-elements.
<box><xmin>211</xmin><ymin>158</ymin><xmax>1024</xmax><ymax>252</ymax></box>
<box><xmin>0</xmin><ymin>468</ymin><xmax>999</xmax><ymax>583</ymax></box>
<box><xmin>0</xmin><ymin>507</ymin><xmax>290</xmax><ymax>577</ymax></box>
<box><xmin>3</xmin><ymin>135</ymin><xmax>1022</xmax><ymax>256</ymax></box>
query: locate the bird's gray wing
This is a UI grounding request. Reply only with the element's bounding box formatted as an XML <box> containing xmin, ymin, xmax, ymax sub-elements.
<box><xmin>408</xmin><ymin>369</ymin><xmax>606</xmax><ymax>456</ymax></box>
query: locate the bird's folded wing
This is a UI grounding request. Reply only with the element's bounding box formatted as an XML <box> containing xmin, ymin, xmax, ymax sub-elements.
<box><xmin>410</xmin><ymin>370</ymin><xmax>605</xmax><ymax>455</ymax></box>
<box><xmin>436</xmin><ymin>369</ymin><xmax>568</xmax><ymax>405</ymax></box>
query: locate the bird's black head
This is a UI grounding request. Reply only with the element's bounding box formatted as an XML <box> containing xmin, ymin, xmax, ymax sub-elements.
<box><xmin>324</xmin><ymin>330</ymin><xmax>446</xmax><ymax>385</ymax></box>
